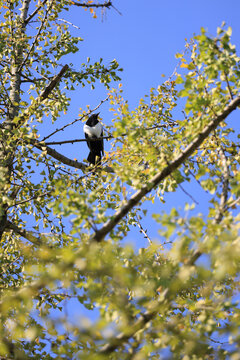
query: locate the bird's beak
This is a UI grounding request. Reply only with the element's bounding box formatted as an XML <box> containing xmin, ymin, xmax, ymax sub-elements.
<box><xmin>96</xmin><ymin>112</ymin><xmax>100</xmax><ymax>116</ymax></box>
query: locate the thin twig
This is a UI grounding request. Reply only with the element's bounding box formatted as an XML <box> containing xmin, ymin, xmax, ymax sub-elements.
<box><xmin>111</xmin><ymin>4</ymin><xmax>122</xmax><ymax>15</ymax></box>
<box><xmin>224</xmin><ymin>71</ymin><xmax>234</xmax><ymax>100</ymax></box>
<box><xmin>43</xmin><ymin>123</ymin><xmax>169</xmax><ymax>146</ymax></box>
<box><xmin>9</xmin><ymin>190</ymin><xmax>52</xmax><ymax>209</ymax></box>
<box><xmin>57</xmin><ymin>18</ymin><xmax>81</xmax><ymax>30</ymax></box>
<box><xmin>136</xmin><ymin>214</ymin><xmax>152</xmax><ymax>245</ymax></box>
<box><xmin>225</xmin><ymin>197</ymin><xmax>240</xmax><ymax>211</ymax></box>
<box><xmin>42</xmin><ymin>96</ymin><xmax>109</xmax><ymax>141</ymax></box>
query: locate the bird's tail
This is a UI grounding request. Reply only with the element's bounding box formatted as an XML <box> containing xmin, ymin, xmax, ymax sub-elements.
<box><xmin>87</xmin><ymin>151</ymin><xmax>102</xmax><ymax>165</ymax></box>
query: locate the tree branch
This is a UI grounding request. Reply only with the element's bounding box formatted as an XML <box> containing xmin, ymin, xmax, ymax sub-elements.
<box><xmin>31</xmin><ymin>139</ymin><xmax>114</xmax><ymax>173</ymax></box>
<box><xmin>44</xmin><ymin>136</ymin><xmax>111</xmax><ymax>146</ymax></box>
<box><xmin>9</xmin><ymin>190</ymin><xmax>52</xmax><ymax>208</ymax></box>
<box><xmin>32</xmin><ymin>139</ymin><xmax>87</xmax><ymax>171</ymax></box>
<box><xmin>39</xmin><ymin>64</ymin><xmax>69</xmax><ymax>101</ymax></box>
<box><xmin>92</xmin><ymin>95</ymin><xmax>240</xmax><ymax>242</ymax></box>
<box><xmin>43</xmin><ymin>124</ymin><xmax>169</xmax><ymax>146</ymax></box>
<box><xmin>71</xmin><ymin>1</ymin><xmax>112</xmax><ymax>8</ymax></box>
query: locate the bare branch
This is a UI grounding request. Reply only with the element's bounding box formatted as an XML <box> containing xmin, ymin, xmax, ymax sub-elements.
<box><xmin>43</xmin><ymin>124</ymin><xmax>170</xmax><ymax>146</ymax></box>
<box><xmin>44</xmin><ymin>135</ymin><xmax>111</xmax><ymax>146</ymax></box>
<box><xmin>57</xmin><ymin>18</ymin><xmax>81</xmax><ymax>30</ymax></box>
<box><xmin>135</xmin><ymin>214</ymin><xmax>152</xmax><ymax>245</ymax></box>
<box><xmin>70</xmin><ymin>1</ymin><xmax>112</xmax><ymax>8</ymax></box>
<box><xmin>32</xmin><ymin>139</ymin><xmax>87</xmax><ymax>171</ymax></box>
<box><xmin>14</xmin><ymin>64</ymin><xmax>69</xmax><ymax>130</ymax></box>
<box><xmin>92</xmin><ymin>95</ymin><xmax>240</xmax><ymax>242</ymax></box>
<box><xmin>39</xmin><ymin>64</ymin><xmax>69</xmax><ymax>101</ymax></box>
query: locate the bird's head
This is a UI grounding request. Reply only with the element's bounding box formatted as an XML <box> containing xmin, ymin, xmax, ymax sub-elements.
<box><xmin>86</xmin><ymin>113</ymin><xmax>100</xmax><ymax>126</ymax></box>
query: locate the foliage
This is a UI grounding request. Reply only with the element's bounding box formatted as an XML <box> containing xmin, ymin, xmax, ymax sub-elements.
<box><xmin>0</xmin><ymin>1</ymin><xmax>240</xmax><ymax>359</ymax></box>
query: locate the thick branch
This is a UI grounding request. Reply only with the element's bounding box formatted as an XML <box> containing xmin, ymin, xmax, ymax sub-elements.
<box><xmin>93</xmin><ymin>95</ymin><xmax>240</xmax><ymax>242</ymax></box>
<box><xmin>33</xmin><ymin>140</ymin><xmax>87</xmax><ymax>171</ymax></box>
<box><xmin>5</xmin><ymin>220</ymin><xmax>63</xmax><ymax>248</ymax></box>
<box><xmin>31</xmin><ymin>139</ymin><xmax>114</xmax><ymax>173</ymax></box>
<box><xmin>39</xmin><ymin>64</ymin><xmax>69</xmax><ymax>101</ymax></box>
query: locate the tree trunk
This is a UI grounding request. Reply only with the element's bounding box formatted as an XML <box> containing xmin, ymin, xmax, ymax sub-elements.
<box><xmin>0</xmin><ymin>0</ymin><xmax>30</xmax><ymax>240</ymax></box>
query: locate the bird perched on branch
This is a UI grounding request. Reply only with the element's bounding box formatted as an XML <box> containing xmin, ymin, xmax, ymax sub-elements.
<box><xmin>83</xmin><ymin>113</ymin><xmax>104</xmax><ymax>165</ymax></box>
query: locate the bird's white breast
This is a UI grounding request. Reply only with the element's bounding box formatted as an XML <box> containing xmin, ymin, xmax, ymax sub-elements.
<box><xmin>84</xmin><ymin>122</ymin><xmax>103</xmax><ymax>138</ymax></box>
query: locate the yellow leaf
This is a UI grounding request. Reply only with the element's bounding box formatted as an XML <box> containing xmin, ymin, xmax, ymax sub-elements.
<box><xmin>180</xmin><ymin>63</ymin><xmax>188</xmax><ymax>68</ymax></box>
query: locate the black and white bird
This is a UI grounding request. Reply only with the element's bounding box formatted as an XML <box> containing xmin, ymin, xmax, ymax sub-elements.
<box><xmin>83</xmin><ymin>113</ymin><xmax>104</xmax><ymax>165</ymax></box>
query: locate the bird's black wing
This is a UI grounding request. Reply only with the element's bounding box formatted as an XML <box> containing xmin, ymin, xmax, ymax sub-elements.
<box><xmin>85</xmin><ymin>132</ymin><xmax>92</xmax><ymax>151</ymax></box>
<box><xmin>100</xmin><ymin>129</ymin><xmax>104</xmax><ymax>156</ymax></box>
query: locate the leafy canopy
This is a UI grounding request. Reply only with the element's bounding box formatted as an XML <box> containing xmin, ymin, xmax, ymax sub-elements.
<box><xmin>0</xmin><ymin>1</ymin><xmax>240</xmax><ymax>359</ymax></box>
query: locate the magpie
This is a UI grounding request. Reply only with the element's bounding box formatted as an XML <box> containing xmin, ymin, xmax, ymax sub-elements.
<box><xmin>83</xmin><ymin>113</ymin><xmax>104</xmax><ymax>165</ymax></box>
